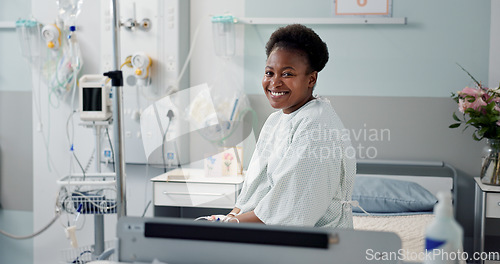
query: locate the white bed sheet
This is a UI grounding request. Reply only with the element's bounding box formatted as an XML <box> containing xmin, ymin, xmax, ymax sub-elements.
<box><xmin>353</xmin><ymin>213</ymin><xmax>434</xmax><ymax>261</ymax></box>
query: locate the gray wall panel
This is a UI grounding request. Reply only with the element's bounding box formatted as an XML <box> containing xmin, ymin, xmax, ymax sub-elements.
<box><xmin>0</xmin><ymin>91</ymin><xmax>33</xmax><ymax>211</ymax></box>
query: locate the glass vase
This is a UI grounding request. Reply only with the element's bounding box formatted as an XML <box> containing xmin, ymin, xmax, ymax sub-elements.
<box><xmin>480</xmin><ymin>138</ymin><xmax>500</xmax><ymax>185</ymax></box>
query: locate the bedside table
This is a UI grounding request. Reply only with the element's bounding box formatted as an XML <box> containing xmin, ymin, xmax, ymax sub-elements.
<box><xmin>474</xmin><ymin>177</ymin><xmax>500</xmax><ymax>264</ymax></box>
<box><xmin>151</xmin><ymin>168</ymin><xmax>244</xmax><ymax>218</ymax></box>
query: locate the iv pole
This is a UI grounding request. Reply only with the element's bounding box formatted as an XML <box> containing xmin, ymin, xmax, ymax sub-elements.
<box><xmin>88</xmin><ymin>0</ymin><xmax>126</xmax><ymax>257</ymax></box>
<box><xmin>91</xmin><ymin>0</ymin><xmax>126</xmax><ymax>258</ymax></box>
<box><xmin>108</xmin><ymin>0</ymin><xmax>127</xmax><ymax>220</ymax></box>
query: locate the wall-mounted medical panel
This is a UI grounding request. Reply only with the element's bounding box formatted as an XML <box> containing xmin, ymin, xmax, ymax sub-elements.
<box><xmin>100</xmin><ymin>0</ymin><xmax>190</xmax><ymax>165</ymax></box>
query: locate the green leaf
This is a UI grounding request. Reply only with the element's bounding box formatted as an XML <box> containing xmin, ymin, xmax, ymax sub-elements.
<box><xmin>473</xmin><ymin>133</ymin><xmax>482</xmax><ymax>141</ymax></box>
<box><xmin>452</xmin><ymin>112</ymin><xmax>461</xmax><ymax>122</ymax></box>
<box><xmin>479</xmin><ymin>127</ymin><xmax>489</xmax><ymax>136</ymax></box>
<box><xmin>486</xmin><ymin>102</ymin><xmax>495</xmax><ymax>111</ymax></box>
<box><xmin>449</xmin><ymin>123</ymin><xmax>461</xmax><ymax>128</ymax></box>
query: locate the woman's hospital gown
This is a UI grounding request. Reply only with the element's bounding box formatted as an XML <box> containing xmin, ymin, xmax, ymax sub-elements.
<box><xmin>235</xmin><ymin>97</ymin><xmax>356</xmax><ymax>228</ymax></box>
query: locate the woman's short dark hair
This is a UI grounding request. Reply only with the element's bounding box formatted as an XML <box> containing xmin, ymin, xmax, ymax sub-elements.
<box><xmin>265</xmin><ymin>24</ymin><xmax>329</xmax><ymax>73</ymax></box>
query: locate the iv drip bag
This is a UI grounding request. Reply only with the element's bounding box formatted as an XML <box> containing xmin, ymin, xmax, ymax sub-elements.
<box><xmin>56</xmin><ymin>0</ymin><xmax>83</xmax><ymax>27</ymax></box>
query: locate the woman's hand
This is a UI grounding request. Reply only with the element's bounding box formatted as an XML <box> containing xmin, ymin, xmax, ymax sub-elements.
<box><xmin>233</xmin><ymin>210</ymin><xmax>263</xmax><ymax>224</ymax></box>
<box><xmin>227</xmin><ymin>208</ymin><xmax>241</xmax><ymax>216</ymax></box>
<box><xmin>223</xmin><ymin>208</ymin><xmax>263</xmax><ymax>224</ymax></box>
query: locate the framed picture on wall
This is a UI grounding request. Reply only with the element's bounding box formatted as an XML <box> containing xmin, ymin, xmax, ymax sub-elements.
<box><xmin>334</xmin><ymin>0</ymin><xmax>392</xmax><ymax>17</ymax></box>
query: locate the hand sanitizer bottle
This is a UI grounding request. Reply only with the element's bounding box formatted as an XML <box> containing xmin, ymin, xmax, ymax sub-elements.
<box><xmin>423</xmin><ymin>191</ymin><xmax>466</xmax><ymax>264</ymax></box>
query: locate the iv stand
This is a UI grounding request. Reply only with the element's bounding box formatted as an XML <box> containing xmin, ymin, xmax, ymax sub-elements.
<box><xmin>78</xmin><ymin>119</ymin><xmax>112</xmax><ymax>258</ymax></box>
<box><xmin>94</xmin><ymin>0</ymin><xmax>127</xmax><ymax>257</ymax></box>
<box><xmin>94</xmin><ymin>124</ymin><xmax>106</xmax><ymax>257</ymax></box>
<box><xmin>107</xmin><ymin>0</ymin><xmax>127</xmax><ymax>219</ymax></box>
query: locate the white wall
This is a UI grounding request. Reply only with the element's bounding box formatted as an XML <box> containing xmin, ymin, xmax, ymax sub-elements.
<box><xmin>490</xmin><ymin>0</ymin><xmax>500</xmax><ymax>88</ymax></box>
<box><xmin>189</xmin><ymin>0</ymin><xmax>244</xmax><ymax>88</ymax></box>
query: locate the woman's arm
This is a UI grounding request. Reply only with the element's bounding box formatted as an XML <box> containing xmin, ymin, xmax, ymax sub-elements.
<box><xmin>225</xmin><ymin>208</ymin><xmax>263</xmax><ymax>224</ymax></box>
<box><xmin>234</xmin><ymin>210</ymin><xmax>263</xmax><ymax>224</ymax></box>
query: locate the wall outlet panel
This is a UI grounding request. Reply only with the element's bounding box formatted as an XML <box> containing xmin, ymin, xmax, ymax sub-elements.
<box><xmin>101</xmin><ymin>0</ymin><xmax>190</xmax><ymax>165</ymax></box>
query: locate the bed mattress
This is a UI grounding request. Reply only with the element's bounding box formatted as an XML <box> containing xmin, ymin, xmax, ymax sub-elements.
<box><xmin>353</xmin><ymin>213</ymin><xmax>435</xmax><ymax>260</ymax></box>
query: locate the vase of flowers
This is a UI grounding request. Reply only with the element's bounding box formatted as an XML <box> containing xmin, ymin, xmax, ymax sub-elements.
<box><xmin>480</xmin><ymin>139</ymin><xmax>500</xmax><ymax>185</ymax></box>
<box><xmin>450</xmin><ymin>65</ymin><xmax>500</xmax><ymax>185</ymax></box>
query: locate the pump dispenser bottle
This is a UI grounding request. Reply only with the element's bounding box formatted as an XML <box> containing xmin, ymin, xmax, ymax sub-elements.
<box><xmin>423</xmin><ymin>191</ymin><xmax>465</xmax><ymax>264</ymax></box>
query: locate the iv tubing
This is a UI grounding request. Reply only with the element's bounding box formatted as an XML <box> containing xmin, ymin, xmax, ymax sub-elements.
<box><xmin>0</xmin><ymin>212</ymin><xmax>60</xmax><ymax>240</ymax></box>
<box><xmin>175</xmin><ymin>17</ymin><xmax>203</xmax><ymax>88</ymax></box>
<box><xmin>0</xmin><ymin>190</ymin><xmax>63</xmax><ymax>239</ymax></box>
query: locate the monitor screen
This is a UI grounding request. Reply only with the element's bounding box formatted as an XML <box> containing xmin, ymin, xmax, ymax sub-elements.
<box><xmin>82</xmin><ymin>87</ymin><xmax>102</xmax><ymax>112</ymax></box>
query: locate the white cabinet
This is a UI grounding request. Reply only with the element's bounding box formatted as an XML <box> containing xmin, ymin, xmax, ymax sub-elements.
<box><xmin>151</xmin><ymin>168</ymin><xmax>244</xmax><ymax>210</ymax></box>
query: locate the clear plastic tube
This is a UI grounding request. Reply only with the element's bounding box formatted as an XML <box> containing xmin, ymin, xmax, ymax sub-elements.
<box><xmin>211</xmin><ymin>15</ymin><xmax>236</xmax><ymax>58</ymax></box>
<box><xmin>15</xmin><ymin>19</ymin><xmax>41</xmax><ymax>63</ymax></box>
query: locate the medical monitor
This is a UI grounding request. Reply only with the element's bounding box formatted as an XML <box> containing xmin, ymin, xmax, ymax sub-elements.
<box><xmin>79</xmin><ymin>75</ymin><xmax>112</xmax><ymax>121</ymax></box>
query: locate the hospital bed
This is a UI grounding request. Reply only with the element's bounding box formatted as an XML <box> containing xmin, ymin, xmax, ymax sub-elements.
<box><xmin>100</xmin><ymin>215</ymin><xmax>402</xmax><ymax>264</ymax></box>
<box><xmin>86</xmin><ymin>160</ymin><xmax>453</xmax><ymax>264</ymax></box>
<box><xmin>352</xmin><ymin>160</ymin><xmax>457</xmax><ymax>262</ymax></box>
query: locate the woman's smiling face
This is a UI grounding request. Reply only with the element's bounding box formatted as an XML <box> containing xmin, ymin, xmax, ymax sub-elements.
<box><xmin>262</xmin><ymin>47</ymin><xmax>317</xmax><ymax>114</ymax></box>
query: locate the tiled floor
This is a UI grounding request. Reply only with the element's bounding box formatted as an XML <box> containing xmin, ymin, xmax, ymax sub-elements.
<box><xmin>0</xmin><ymin>209</ymin><xmax>33</xmax><ymax>264</ymax></box>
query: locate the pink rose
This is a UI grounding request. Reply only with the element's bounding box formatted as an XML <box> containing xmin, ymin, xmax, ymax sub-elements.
<box><xmin>469</xmin><ymin>96</ymin><xmax>487</xmax><ymax>112</ymax></box>
<box><xmin>458</xmin><ymin>99</ymin><xmax>468</xmax><ymax>113</ymax></box>
<box><xmin>495</xmin><ymin>104</ymin><xmax>500</xmax><ymax>112</ymax></box>
<box><xmin>458</xmin><ymin>86</ymin><xmax>483</xmax><ymax>97</ymax></box>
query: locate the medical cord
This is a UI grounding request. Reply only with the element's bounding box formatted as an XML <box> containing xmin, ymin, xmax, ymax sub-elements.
<box><xmin>47</xmin><ymin>50</ymin><xmax>63</xmax><ymax>109</ymax></box>
<box><xmin>58</xmin><ymin>206</ymin><xmax>86</xmax><ymax>231</ymax></box>
<box><xmin>342</xmin><ymin>200</ymin><xmax>371</xmax><ymax>216</ymax></box>
<box><xmin>68</xmin><ymin>42</ymin><xmax>81</xmax><ymax>170</ymax></box>
<box><xmin>120</xmin><ymin>55</ymin><xmax>132</xmax><ymax>69</ymax></box>
<box><xmin>195</xmin><ymin>215</ymin><xmax>239</xmax><ymax>224</ymax></box>
<box><xmin>0</xmin><ymin>212</ymin><xmax>60</xmax><ymax>240</ymax></box>
<box><xmin>58</xmin><ymin>190</ymin><xmax>87</xmax><ymax>230</ymax></box>
<box><xmin>141</xmin><ymin>200</ymin><xmax>152</xmax><ymax>218</ymax></box>
<box><xmin>65</xmin><ymin>110</ymin><xmax>86</xmax><ymax>178</ymax></box>
<box><xmin>69</xmin><ymin>60</ymin><xmax>78</xmax><ymax>116</ymax></box>
<box><xmin>174</xmin><ymin>15</ymin><xmax>203</xmax><ymax>90</ymax></box>
<box><xmin>142</xmin><ymin>162</ymin><xmax>150</xmax><ymax>218</ymax></box>
<box><xmin>29</xmin><ymin>25</ymin><xmax>62</xmax><ymax>179</ymax></box>
<box><xmin>57</xmin><ymin>187</ymin><xmax>88</xmax><ymax>232</ymax></box>
<box><xmin>161</xmin><ymin>114</ymin><xmax>173</xmax><ymax>173</ymax></box>
<box><xmin>105</xmin><ymin>128</ymin><xmax>116</xmax><ymax>173</ymax></box>
<box><xmin>71</xmin><ymin>250</ymin><xmax>92</xmax><ymax>264</ymax></box>
<box><xmin>69</xmin><ymin>189</ymin><xmax>118</xmax><ymax>211</ymax></box>
<box><xmin>0</xmin><ymin>189</ymin><xmax>63</xmax><ymax>239</ymax></box>
<box><xmin>83</xmin><ymin>147</ymin><xmax>95</xmax><ymax>173</ymax></box>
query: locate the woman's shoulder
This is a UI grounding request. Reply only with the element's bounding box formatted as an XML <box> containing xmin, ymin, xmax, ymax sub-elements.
<box><xmin>262</xmin><ymin>97</ymin><xmax>341</xmax><ymax>128</ymax></box>
<box><xmin>288</xmin><ymin>98</ymin><xmax>346</xmax><ymax>137</ymax></box>
<box><xmin>295</xmin><ymin>98</ymin><xmax>338</xmax><ymax>122</ymax></box>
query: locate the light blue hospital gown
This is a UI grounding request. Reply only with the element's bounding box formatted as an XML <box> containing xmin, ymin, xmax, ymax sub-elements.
<box><xmin>235</xmin><ymin>97</ymin><xmax>356</xmax><ymax>228</ymax></box>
